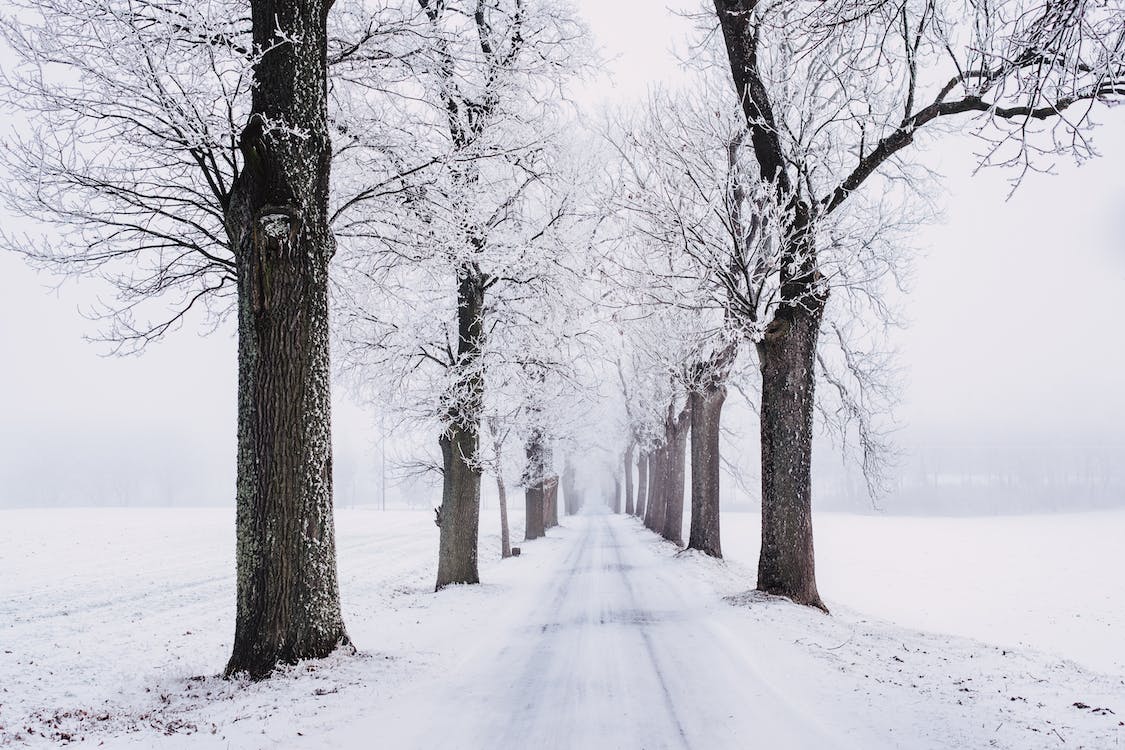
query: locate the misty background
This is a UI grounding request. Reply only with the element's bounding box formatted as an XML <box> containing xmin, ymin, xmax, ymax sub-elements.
<box><xmin>1</xmin><ymin>0</ymin><xmax>1122</xmax><ymax>514</ymax></box>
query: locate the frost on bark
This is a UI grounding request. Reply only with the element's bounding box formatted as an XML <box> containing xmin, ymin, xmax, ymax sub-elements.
<box><xmin>712</xmin><ymin>0</ymin><xmax>827</xmax><ymax>610</ymax></box>
<box><xmin>436</xmin><ymin>266</ymin><xmax>486</xmax><ymax>589</ymax></box>
<box><xmin>225</xmin><ymin>0</ymin><xmax>349</xmax><ymax>679</ymax></box>
<box><xmin>755</xmin><ymin>302</ymin><xmax>826</xmax><ymax>610</ymax></box>
<box><xmin>688</xmin><ymin>385</ymin><xmax>726</xmax><ymax>557</ymax></box>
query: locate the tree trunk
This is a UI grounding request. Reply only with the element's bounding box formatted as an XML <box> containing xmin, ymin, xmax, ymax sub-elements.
<box><xmin>435</xmin><ymin>264</ymin><xmax>485</xmax><ymax>589</ymax></box>
<box><xmin>661</xmin><ymin>407</ymin><xmax>690</xmax><ymax>545</ymax></box>
<box><xmin>495</xmin><ymin>473</ymin><xmax>511</xmax><ymax>559</ymax></box>
<box><xmin>714</xmin><ymin>0</ymin><xmax>827</xmax><ymax>612</ymax></box>
<box><xmin>613</xmin><ymin>474</ymin><xmax>622</xmax><ymax>514</ymax></box>
<box><xmin>635</xmin><ymin>452</ymin><xmax>648</xmax><ymax>518</ymax></box>
<box><xmin>544</xmin><ymin>476</ymin><xmax>559</xmax><ymax>528</ymax></box>
<box><xmin>437</xmin><ymin>422</ymin><xmax>481</xmax><ymax>586</ymax></box>
<box><xmin>688</xmin><ymin>385</ymin><xmax>726</xmax><ymax>557</ymax></box>
<box><xmin>624</xmin><ymin>443</ymin><xmax>635</xmax><ymax>515</ymax></box>
<box><xmin>645</xmin><ymin>446</ymin><xmax>667</xmax><ymax>532</ymax></box>
<box><xmin>524</xmin><ymin>430</ymin><xmax>546</xmax><ymax>540</ymax></box>
<box><xmin>225</xmin><ymin>0</ymin><xmax>348</xmax><ymax>680</ymax></box>
<box><xmin>755</xmin><ymin>304</ymin><xmax>827</xmax><ymax>611</ymax></box>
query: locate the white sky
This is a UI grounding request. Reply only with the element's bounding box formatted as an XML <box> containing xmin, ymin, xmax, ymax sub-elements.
<box><xmin>0</xmin><ymin>0</ymin><xmax>1122</xmax><ymax>507</ymax></box>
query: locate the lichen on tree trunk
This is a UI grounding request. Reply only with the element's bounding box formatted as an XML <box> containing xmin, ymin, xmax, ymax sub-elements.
<box><xmin>225</xmin><ymin>0</ymin><xmax>349</xmax><ymax>680</ymax></box>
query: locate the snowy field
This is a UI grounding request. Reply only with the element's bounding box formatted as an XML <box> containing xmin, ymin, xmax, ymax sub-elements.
<box><xmin>1</xmin><ymin>506</ymin><xmax>1123</xmax><ymax>748</ymax></box>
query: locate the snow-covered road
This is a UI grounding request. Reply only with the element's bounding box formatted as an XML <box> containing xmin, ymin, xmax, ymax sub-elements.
<box><xmin>3</xmin><ymin>506</ymin><xmax>1123</xmax><ymax>748</ymax></box>
<box><xmin>337</xmin><ymin>508</ymin><xmax>871</xmax><ymax>749</ymax></box>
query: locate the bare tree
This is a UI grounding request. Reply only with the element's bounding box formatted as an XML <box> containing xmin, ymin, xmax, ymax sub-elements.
<box><xmin>708</xmin><ymin>0</ymin><xmax>1125</xmax><ymax>608</ymax></box>
<box><xmin>222</xmin><ymin>0</ymin><xmax>352</xmax><ymax>679</ymax></box>
<box><xmin>0</xmin><ymin>0</ymin><xmax>358</xmax><ymax>678</ymax></box>
<box><xmin>334</xmin><ymin>0</ymin><xmax>590</xmax><ymax>587</ymax></box>
<box><xmin>0</xmin><ymin>0</ymin><xmax>247</xmax><ymax>348</ymax></box>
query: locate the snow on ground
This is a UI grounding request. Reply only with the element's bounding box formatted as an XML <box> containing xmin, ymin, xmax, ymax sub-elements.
<box><xmin>720</xmin><ymin>511</ymin><xmax>1125</xmax><ymax>675</ymax></box>
<box><xmin>0</xmin><ymin>505</ymin><xmax>1122</xmax><ymax>748</ymax></box>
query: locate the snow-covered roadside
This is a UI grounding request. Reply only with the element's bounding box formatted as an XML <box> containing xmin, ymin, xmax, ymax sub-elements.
<box><xmin>638</xmin><ymin>523</ymin><xmax>1125</xmax><ymax>749</ymax></box>
<box><xmin>719</xmin><ymin>511</ymin><xmax>1125</xmax><ymax>675</ymax></box>
<box><xmin>0</xmin><ymin>506</ymin><xmax>533</xmax><ymax>747</ymax></box>
<box><xmin>1</xmin><ymin>506</ymin><xmax>1123</xmax><ymax>748</ymax></box>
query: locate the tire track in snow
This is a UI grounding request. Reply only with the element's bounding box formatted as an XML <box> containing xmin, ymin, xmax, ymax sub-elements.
<box><xmin>604</xmin><ymin>514</ymin><xmax>691</xmax><ymax>748</ymax></box>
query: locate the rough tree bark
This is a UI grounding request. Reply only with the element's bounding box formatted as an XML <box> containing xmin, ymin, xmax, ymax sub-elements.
<box><xmin>635</xmin><ymin>452</ymin><xmax>648</xmax><ymax>519</ymax></box>
<box><xmin>661</xmin><ymin>406</ymin><xmax>690</xmax><ymax>545</ymax></box>
<box><xmin>435</xmin><ymin>266</ymin><xmax>485</xmax><ymax>589</ymax></box>
<box><xmin>623</xmin><ymin>443</ymin><xmax>635</xmax><ymax>515</ymax></box>
<box><xmin>225</xmin><ymin>0</ymin><xmax>349</xmax><ymax>680</ymax></box>
<box><xmin>688</xmin><ymin>385</ymin><xmax>726</xmax><ymax>557</ymax></box>
<box><xmin>755</xmin><ymin>302</ymin><xmax>826</xmax><ymax>610</ymax></box>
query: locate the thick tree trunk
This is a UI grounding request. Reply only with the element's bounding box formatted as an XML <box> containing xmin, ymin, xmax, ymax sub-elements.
<box><xmin>688</xmin><ymin>385</ymin><xmax>726</xmax><ymax>557</ymax></box>
<box><xmin>635</xmin><ymin>452</ymin><xmax>648</xmax><ymax>518</ymax></box>
<box><xmin>435</xmin><ymin>266</ymin><xmax>485</xmax><ymax>590</ymax></box>
<box><xmin>225</xmin><ymin>0</ymin><xmax>348</xmax><ymax>680</ymax></box>
<box><xmin>755</xmin><ymin>304</ymin><xmax>827</xmax><ymax>611</ymax></box>
<box><xmin>495</xmin><ymin>473</ymin><xmax>511</xmax><ymax>559</ymax></box>
<box><xmin>437</xmin><ymin>423</ymin><xmax>481</xmax><ymax>586</ymax></box>
<box><xmin>661</xmin><ymin>407</ymin><xmax>690</xmax><ymax>546</ymax></box>
<box><xmin>623</xmin><ymin>443</ymin><xmax>635</xmax><ymax>515</ymax></box>
<box><xmin>613</xmin><ymin>475</ymin><xmax>622</xmax><ymax>514</ymax></box>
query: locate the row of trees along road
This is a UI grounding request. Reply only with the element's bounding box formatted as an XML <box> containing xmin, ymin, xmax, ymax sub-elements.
<box><xmin>1</xmin><ymin>0</ymin><xmax>1122</xmax><ymax>675</ymax></box>
<box><xmin>610</xmin><ymin>0</ymin><xmax>1124</xmax><ymax>611</ymax></box>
